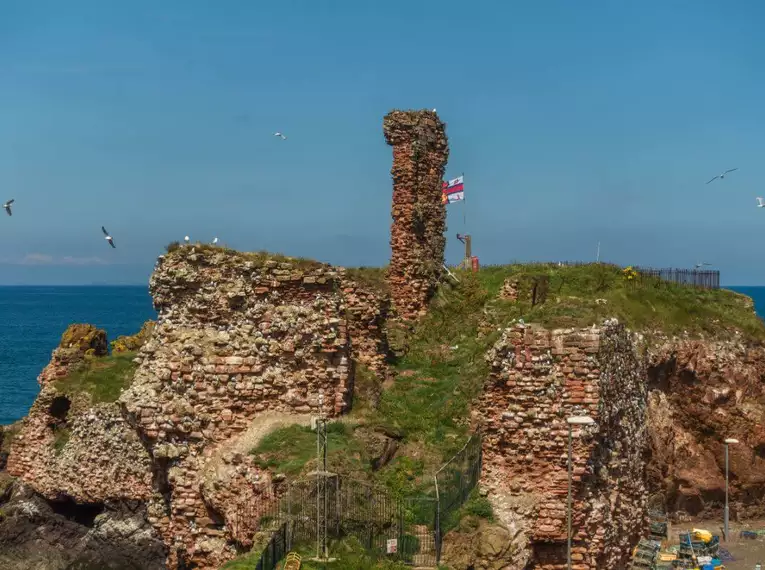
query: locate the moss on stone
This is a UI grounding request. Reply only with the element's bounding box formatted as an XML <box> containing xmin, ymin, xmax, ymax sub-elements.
<box><xmin>111</xmin><ymin>321</ymin><xmax>156</xmax><ymax>354</ymax></box>
<box><xmin>58</xmin><ymin>324</ymin><xmax>108</xmax><ymax>356</ymax></box>
<box><xmin>52</xmin><ymin>427</ymin><xmax>71</xmax><ymax>455</ymax></box>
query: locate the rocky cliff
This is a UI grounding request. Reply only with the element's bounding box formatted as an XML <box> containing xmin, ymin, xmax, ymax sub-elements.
<box><xmin>646</xmin><ymin>336</ymin><xmax>765</xmax><ymax>520</ymax></box>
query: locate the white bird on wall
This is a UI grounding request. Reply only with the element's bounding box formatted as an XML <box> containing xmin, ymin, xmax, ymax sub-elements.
<box><xmin>184</xmin><ymin>236</ymin><xmax>190</xmax><ymax>244</ymax></box>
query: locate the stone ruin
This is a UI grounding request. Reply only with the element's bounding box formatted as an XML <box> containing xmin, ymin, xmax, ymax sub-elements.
<box><xmin>479</xmin><ymin>321</ymin><xmax>648</xmax><ymax>570</ymax></box>
<box><xmin>383</xmin><ymin>109</ymin><xmax>449</xmax><ymax>321</ymax></box>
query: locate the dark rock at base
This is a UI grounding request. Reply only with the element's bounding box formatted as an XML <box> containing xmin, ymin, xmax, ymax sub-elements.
<box><xmin>0</xmin><ymin>481</ymin><xmax>167</xmax><ymax>570</ymax></box>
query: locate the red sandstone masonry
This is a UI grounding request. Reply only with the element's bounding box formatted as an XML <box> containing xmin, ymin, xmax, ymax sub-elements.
<box><xmin>383</xmin><ymin>110</ymin><xmax>449</xmax><ymax>321</ymax></box>
<box><xmin>480</xmin><ymin>321</ymin><xmax>647</xmax><ymax>570</ymax></box>
<box><xmin>118</xmin><ymin>247</ymin><xmax>391</xmax><ymax>569</ymax></box>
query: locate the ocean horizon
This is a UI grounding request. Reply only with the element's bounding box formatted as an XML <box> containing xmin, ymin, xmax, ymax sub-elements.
<box><xmin>0</xmin><ymin>284</ymin><xmax>764</xmax><ymax>425</ymax></box>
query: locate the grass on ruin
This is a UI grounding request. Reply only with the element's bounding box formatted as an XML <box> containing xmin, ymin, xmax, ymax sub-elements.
<box><xmin>165</xmin><ymin>242</ymin><xmax>326</xmax><ymax>270</ymax></box>
<box><xmin>250</xmin><ymin>422</ymin><xmax>371</xmax><ymax>479</ymax></box>
<box><xmin>344</xmin><ymin>266</ymin><xmax>390</xmax><ymax>293</ymax></box>
<box><xmin>477</xmin><ymin>263</ymin><xmax>765</xmax><ymax>340</ymax></box>
<box><xmin>55</xmin><ymin>352</ymin><xmax>139</xmax><ymax>403</ymax></box>
<box><xmin>52</xmin><ymin>427</ymin><xmax>70</xmax><ymax>455</ymax></box>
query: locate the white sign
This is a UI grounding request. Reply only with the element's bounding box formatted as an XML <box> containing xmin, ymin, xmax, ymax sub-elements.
<box><xmin>386</xmin><ymin>538</ymin><xmax>398</xmax><ymax>554</ymax></box>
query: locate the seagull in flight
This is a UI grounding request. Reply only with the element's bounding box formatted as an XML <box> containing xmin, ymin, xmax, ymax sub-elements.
<box><xmin>3</xmin><ymin>199</ymin><xmax>14</xmax><ymax>216</ymax></box>
<box><xmin>706</xmin><ymin>168</ymin><xmax>738</xmax><ymax>184</ymax></box>
<box><xmin>695</xmin><ymin>262</ymin><xmax>711</xmax><ymax>269</ymax></box>
<box><xmin>212</xmin><ymin>237</ymin><xmax>218</xmax><ymax>245</ymax></box>
<box><xmin>757</xmin><ymin>197</ymin><xmax>765</xmax><ymax>208</ymax></box>
<box><xmin>101</xmin><ymin>226</ymin><xmax>115</xmax><ymax>248</ymax></box>
<box><xmin>273</xmin><ymin>132</ymin><xmax>287</xmax><ymax>140</ymax></box>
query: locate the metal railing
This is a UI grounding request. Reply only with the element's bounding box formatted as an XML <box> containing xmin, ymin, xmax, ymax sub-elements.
<box><xmin>254</xmin><ymin>522</ymin><xmax>288</xmax><ymax>570</ymax></box>
<box><xmin>247</xmin><ymin>433</ymin><xmax>482</xmax><ymax>567</ymax></box>
<box><xmin>633</xmin><ymin>267</ymin><xmax>720</xmax><ymax>290</ymax></box>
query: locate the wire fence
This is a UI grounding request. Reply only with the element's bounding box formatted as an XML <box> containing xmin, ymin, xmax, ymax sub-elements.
<box><xmin>246</xmin><ymin>433</ymin><xmax>482</xmax><ymax>568</ymax></box>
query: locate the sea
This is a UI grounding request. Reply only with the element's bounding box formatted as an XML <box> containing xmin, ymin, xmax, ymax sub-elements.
<box><xmin>0</xmin><ymin>285</ymin><xmax>764</xmax><ymax>425</ymax></box>
<box><xmin>0</xmin><ymin>286</ymin><xmax>156</xmax><ymax>425</ymax></box>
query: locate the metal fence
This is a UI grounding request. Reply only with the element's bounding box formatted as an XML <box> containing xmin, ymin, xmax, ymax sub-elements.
<box><xmin>248</xmin><ymin>433</ymin><xmax>482</xmax><ymax>568</ymax></box>
<box><xmin>253</xmin><ymin>522</ymin><xmax>288</xmax><ymax>570</ymax></box>
<box><xmin>434</xmin><ymin>433</ymin><xmax>483</xmax><ymax>548</ymax></box>
<box><xmin>633</xmin><ymin>267</ymin><xmax>720</xmax><ymax>290</ymax></box>
<box><xmin>462</xmin><ymin>260</ymin><xmax>721</xmax><ymax>291</ymax></box>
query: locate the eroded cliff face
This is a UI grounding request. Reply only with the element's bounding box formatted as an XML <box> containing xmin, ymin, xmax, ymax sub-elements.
<box><xmin>646</xmin><ymin>337</ymin><xmax>765</xmax><ymax>520</ymax></box>
<box><xmin>477</xmin><ymin>321</ymin><xmax>648</xmax><ymax>570</ymax></box>
<box><xmin>7</xmin><ymin>323</ymin><xmax>153</xmax><ymax>503</ymax></box>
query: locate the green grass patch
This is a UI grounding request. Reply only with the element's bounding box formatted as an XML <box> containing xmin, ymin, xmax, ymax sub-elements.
<box><xmin>167</xmin><ymin>243</ymin><xmax>326</xmax><ymax>270</ymax></box>
<box><xmin>0</xmin><ymin>422</ymin><xmax>21</xmax><ymax>456</ymax></box>
<box><xmin>370</xmin><ymin>272</ymin><xmax>491</xmax><ymax>468</ymax></box>
<box><xmin>250</xmin><ymin>422</ymin><xmax>370</xmax><ymax>478</ymax></box>
<box><xmin>344</xmin><ymin>266</ymin><xmax>390</xmax><ymax>294</ymax></box>
<box><xmin>220</xmin><ymin>550</ymin><xmax>265</xmax><ymax>570</ymax></box>
<box><xmin>476</xmin><ymin>263</ymin><xmax>765</xmax><ymax>339</ymax></box>
<box><xmin>52</xmin><ymin>427</ymin><xmax>70</xmax><ymax>455</ymax></box>
<box><xmin>441</xmin><ymin>488</ymin><xmax>495</xmax><ymax>533</ymax></box>
<box><xmin>55</xmin><ymin>352</ymin><xmax>138</xmax><ymax>403</ymax></box>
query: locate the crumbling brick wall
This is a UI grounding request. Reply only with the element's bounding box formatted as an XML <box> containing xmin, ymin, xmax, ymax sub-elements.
<box><xmin>119</xmin><ymin>247</ymin><xmax>372</xmax><ymax>569</ymax></box>
<box><xmin>383</xmin><ymin>110</ymin><xmax>449</xmax><ymax>320</ymax></box>
<box><xmin>479</xmin><ymin>320</ymin><xmax>648</xmax><ymax>570</ymax></box>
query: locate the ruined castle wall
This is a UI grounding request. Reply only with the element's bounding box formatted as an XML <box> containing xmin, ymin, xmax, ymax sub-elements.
<box><xmin>341</xmin><ymin>276</ymin><xmax>391</xmax><ymax>383</ymax></box>
<box><xmin>7</xmin><ymin>325</ymin><xmax>153</xmax><ymax>503</ymax></box>
<box><xmin>383</xmin><ymin>110</ymin><xmax>449</xmax><ymax>320</ymax></box>
<box><xmin>479</xmin><ymin>321</ymin><xmax>647</xmax><ymax>570</ymax></box>
<box><xmin>120</xmin><ymin>248</ymin><xmax>355</xmax><ymax>569</ymax></box>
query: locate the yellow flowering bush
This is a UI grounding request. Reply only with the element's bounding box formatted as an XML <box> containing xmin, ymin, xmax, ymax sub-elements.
<box><xmin>622</xmin><ymin>266</ymin><xmax>638</xmax><ymax>281</ymax></box>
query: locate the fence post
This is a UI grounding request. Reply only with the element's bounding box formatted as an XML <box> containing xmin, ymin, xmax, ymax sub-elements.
<box><xmin>434</xmin><ymin>474</ymin><xmax>441</xmax><ymax>564</ymax></box>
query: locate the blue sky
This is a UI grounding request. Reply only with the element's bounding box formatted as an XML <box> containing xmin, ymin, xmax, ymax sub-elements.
<box><xmin>2</xmin><ymin>1</ymin><xmax>765</xmax><ymax>285</ymax></box>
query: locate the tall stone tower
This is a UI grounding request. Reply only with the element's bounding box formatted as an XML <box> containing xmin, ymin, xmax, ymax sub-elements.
<box><xmin>383</xmin><ymin>110</ymin><xmax>449</xmax><ymax>321</ymax></box>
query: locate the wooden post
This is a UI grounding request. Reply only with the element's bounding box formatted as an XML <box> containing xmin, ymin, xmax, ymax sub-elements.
<box><xmin>464</xmin><ymin>234</ymin><xmax>472</xmax><ymax>269</ymax></box>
